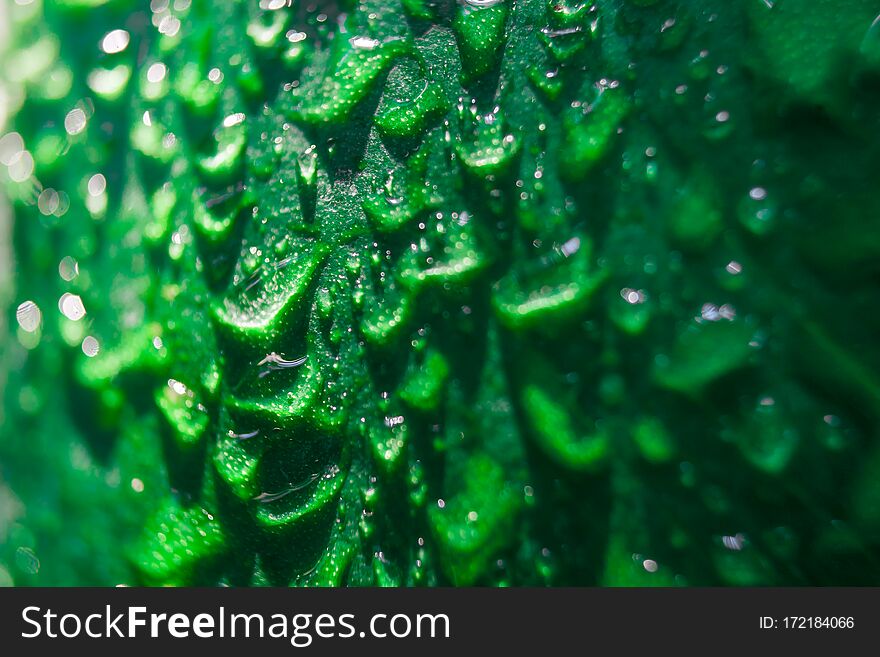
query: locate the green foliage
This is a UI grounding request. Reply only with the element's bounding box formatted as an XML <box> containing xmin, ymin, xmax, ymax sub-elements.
<box><xmin>2</xmin><ymin>0</ymin><xmax>880</xmax><ymax>586</ymax></box>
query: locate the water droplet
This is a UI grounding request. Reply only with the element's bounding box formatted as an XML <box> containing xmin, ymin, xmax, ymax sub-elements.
<box><xmin>14</xmin><ymin>547</ymin><xmax>40</xmax><ymax>575</ymax></box>
<box><xmin>222</xmin><ymin>112</ymin><xmax>246</xmax><ymax>128</ymax></box>
<box><xmin>101</xmin><ymin>29</ymin><xmax>130</xmax><ymax>54</ymax></box>
<box><xmin>722</xmin><ymin>533</ymin><xmax>745</xmax><ymax>551</ymax></box>
<box><xmin>0</xmin><ymin>132</ymin><xmax>24</xmax><ymax>165</ymax></box>
<box><xmin>59</xmin><ymin>256</ymin><xmax>79</xmax><ymax>281</ymax></box>
<box><xmin>15</xmin><ymin>300</ymin><xmax>41</xmax><ymax>332</ymax></box>
<box><xmin>82</xmin><ymin>335</ymin><xmax>100</xmax><ymax>357</ymax></box>
<box><xmin>620</xmin><ymin>287</ymin><xmax>646</xmax><ymax>304</ymax></box>
<box><xmin>64</xmin><ymin>108</ymin><xmax>87</xmax><ymax>135</ymax></box>
<box><xmin>158</xmin><ymin>15</ymin><xmax>181</xmax><ymax>37</ymax></box>
<box><xmin>147</xmin><ymin>62</ymin><xmax>167</xmax><ymax>83</ymax></box>
<box><xmin>7</xmin><ymin>150</ymin><xmax>34</xmax><ymax>181</ymax></box>
<box><xmin>59</xmin><ymin>293</ymin><xmax>86</xmax><ymax>321</ymax></box>
<box><xmin>88</xmin><ymin>173</ymin><xmax>107</xmax><ymax>196</ymax></box>
<box><xmin>257</xmin><ymin>352</ymin><xmax>308</xmax><ymax>378</ymax></box>
<box><xmin>37</xmin><ymin>188</ymin><xmax>60</xmax><ymax>215</ymax></box>
<box><xmin>350</xmin><ymin>36</ymin><xmax>381</xmax><ymax>50</ymax></box>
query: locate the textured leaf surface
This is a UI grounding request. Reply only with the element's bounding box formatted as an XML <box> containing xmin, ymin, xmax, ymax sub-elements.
<box><xmin>2</xmin><ymin>0</ymin><xmax>880</xmax><ymax>586</ymax></box>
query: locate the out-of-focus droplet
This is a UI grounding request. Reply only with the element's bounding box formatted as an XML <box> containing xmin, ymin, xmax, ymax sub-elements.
<box><xmin>222</xmin><ymin>112</ymin><xmax>246</xmax><ymax>128</ymax></box>
<box><xmin>8</xmin><ymin>150</ymin><xmax>34</xmax><ymax>182</ymax></box>
<box><xmin>59</xmin><ymin>293</ymin><xmax>86</xmax><ymax>321</ymax></box>
<box><xmin>16</xmin><ymin>300</ymin><xmax>41</xmax><ymax>332</ymax></box>
<box><xmin>14</xmin><ymin>547</ymin><xmax>40</xmax><ymax>575</ymax></box>
<box><xmin>0</xmin><ymin>132</ymin><xmax>24</xmax><ymax>165</ymax></box>
<box><xmin>88</xmin><ymin>173</ymin><xmax>106</xmax><ymax>196</ymax></box>
<box><xmin>82</xmin><ymin>335</ymin><xmax>100</xmax><ymax>357</ymax></box>
<box><xmin>37</xmin><ymin>188</ymin><xmax>60</xmax><ymax>215</ymax></box>
<box><xmin>350</xmin><ymin>36</ymin><xmax>380</xmax><ymax>50</ymax></box>
<box><xmin>738</xmin><ymin>186</ymin><xmax>777</xmax><ymax>235</ymax></box>
<box><xmin>147</xmin><ymin>62</ymin><xmax>167</xmax><ymax>83</ymax></box>
<box><xmin>101</xmin><ymin>29</ymin><xmax>130</xmax><ymax>54</ymax></box>
<box><xmin>64</xmin><ymin>108</ymin><xmax>87</xmax><ymax>135</ymax></box>
<box><xmin>59</xmin><ymin>256</ymin><xmax>79</xmax><ymax>281</ymax></box>
<box><xmin>620</xmin><ymin>287</ymin><xmax>645</xmax><ymax>304</ymax></box>
<box><xmin>158</xmin><ymin>15</ymin><xmax>181</xmax><ymax>37</ymax></box>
